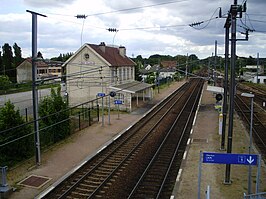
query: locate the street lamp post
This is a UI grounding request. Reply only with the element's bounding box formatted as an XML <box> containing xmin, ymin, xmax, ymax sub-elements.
<box><xmin>241</xmin><ymin>92</ymin><xmax>255</xmax><ymax>194</ymax></box>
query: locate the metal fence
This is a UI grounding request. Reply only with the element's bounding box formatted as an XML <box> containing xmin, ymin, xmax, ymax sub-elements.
<box><xmin>244</xmin><ymin>192</ymin><xmax>266</xmax><ymax>199</ymax></box>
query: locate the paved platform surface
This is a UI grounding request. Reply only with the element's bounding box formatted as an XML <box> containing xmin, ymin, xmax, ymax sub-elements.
<box><xmin>7</xmin><ymin>80</ymin><xmax>266</xmax><ymax>199</ymax></box>
<box><xmin>175</xmin><ymin>83</ymin><xmax>266</xmax><ymax>198</ymax></box>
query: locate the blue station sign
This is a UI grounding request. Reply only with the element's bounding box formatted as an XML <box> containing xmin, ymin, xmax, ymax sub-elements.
<box><xmin>203</xmin><ymin>152</ymin><xmax>258</xmax><ymax>166</ymax></box>
<box><xmin>97</xmin><ymin>92</ymin><xmax>105</xmax><ymax>97</ymax></box>
<box><xmin>114</xmin><ymin>100</ymin><xmax>123</xmax><ymax>105</ymax></box>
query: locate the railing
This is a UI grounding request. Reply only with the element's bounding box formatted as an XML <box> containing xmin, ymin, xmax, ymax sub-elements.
<box><xmin>244</xmin><ymin>192</ymin><xmax>266</xmax><ymax>199</ymax></box>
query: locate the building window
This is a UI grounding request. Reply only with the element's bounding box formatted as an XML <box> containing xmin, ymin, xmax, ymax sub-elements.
<box><xmin>111</xmin><ymin>68</ymin><xmax>116</xmax><ymax>83</ymax></box>
<box><xmin>119</xmin><ymin>68</ymin><xmax>122</xmax><ymax>83</ymax></box>
<box><xmin>131</xmin><ymin>67</ymin><xmax>134</xmax><ymax>80</ymax></box>
<box><xmin>123</xmin><ymin>68</ymin><xmax>126</xmax><ymax>81</ymax></box>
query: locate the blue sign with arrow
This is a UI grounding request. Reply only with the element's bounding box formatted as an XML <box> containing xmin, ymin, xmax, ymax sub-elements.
<box><xmin>97</xmin><ymin>92</ymin><xmax>105</xmax><ymax>97</ymax></box>
<box><xmin>114</xmin><ymin>100</ymin><xmax>123</xmax><ymax>105</ymax></box>
<box><xmin>203</xmin><ymin>152</ymin><xmax>258</xmax><ymax>166</ymax></box>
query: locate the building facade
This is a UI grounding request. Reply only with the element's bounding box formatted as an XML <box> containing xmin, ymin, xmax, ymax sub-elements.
<box><xmin>63</xmin><ymin>42</ymin><xmax>153</xmax><ymax>111</ymax></box>
<box><xmin>16</xmin><ymin>58</ymin><xmax>62</xmax><ymax>83</ymax></box>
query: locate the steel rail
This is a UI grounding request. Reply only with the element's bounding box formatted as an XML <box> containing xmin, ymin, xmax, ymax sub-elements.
<box><xmin>127</xmin><ymin>79</ymin><xmax>203</xmax><ymax>198</ymax></box>
<box><xmin>43</xmin><ymin>81</ymin><xmax>192</xmax><ymax>198</ymax></box>
<box><xmin>235</xmin><ymin>94</ymin><xmax>266</xmax><ymax>158</ymax></box>
<box><xmin>86</xmin><ymin>80</ymin><xmax>198</xmax><ymax>198</ymax></box>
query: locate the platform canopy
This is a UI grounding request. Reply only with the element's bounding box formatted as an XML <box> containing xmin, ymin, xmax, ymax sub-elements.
<box><xmin>207</xmin><ymin>86</ymin><xmax>224</xmax><ymax>94</ymax></box>
<box><xmin>109</xmin><ymin>81</ymin><xmax>153</xmax><ymax>94</ymax></box>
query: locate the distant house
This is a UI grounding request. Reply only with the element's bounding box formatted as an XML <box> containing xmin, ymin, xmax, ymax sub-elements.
<box><xmin>140</xmin><ymin>63</ymin><xmax>176</xmax><ymax>83</ymax></box>
<box><xmin>159</xmin><ymin>67</ymin><xmax>176</xmax><ymax>79</ymax></box>
<box><xmin>63</xmin><ymin>42</ymin><xmax>153</xmax><ymax>111</ymax></box>
<box><xmin>242</xmin><ymin>65</ymin><xmax>265</xmax><ymax>83</ymax></box>
<box><xmin>16</xmin><ymin>58</ymin><xmax>62</xmax><ymax>83</ymax></box>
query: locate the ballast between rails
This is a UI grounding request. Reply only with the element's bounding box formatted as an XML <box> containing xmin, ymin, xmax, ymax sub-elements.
<box><xmin>38</xmin><ymin>79</ymin><xmax>204</xmax><ymax>199</ymax></box>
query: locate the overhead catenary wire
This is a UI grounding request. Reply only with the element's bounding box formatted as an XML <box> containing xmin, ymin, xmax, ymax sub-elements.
<box><xmin>43</xmin><ymin>0</ymin><xmax>188</xmax><ymax>17</ymax></box>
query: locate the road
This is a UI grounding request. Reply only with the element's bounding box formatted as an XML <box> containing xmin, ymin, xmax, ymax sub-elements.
<box><xmin>0</xmin><ymin>88</ymin><xmax>51</xmax><ymax>116</ymax></box>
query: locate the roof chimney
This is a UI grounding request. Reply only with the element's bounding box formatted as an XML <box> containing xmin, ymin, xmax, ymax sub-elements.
<box><xmin>119</xmin><ymin>46</ymin><xmax>126</xmax><ymax>57</ymax></box>
<box><xmin>99</xmin><ymin>42</ymin><xmax>106</xmax><ymax>52</ymax></box>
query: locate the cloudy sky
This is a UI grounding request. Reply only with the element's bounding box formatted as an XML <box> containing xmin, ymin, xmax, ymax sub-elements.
<box><xmin>0</xmin><ymin>0</ymin><xmax>265</xmax><ymax>59</ymax></box>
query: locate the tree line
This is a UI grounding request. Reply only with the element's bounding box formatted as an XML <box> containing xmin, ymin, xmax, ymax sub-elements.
<box><xmin>0</xmin><ymin>43</ymin><xmax>23</xmax><ymax>82</ymax></box>
<box><xmin>132</xmin><ymin>53</ymin><xmax>265</xmax><ymax>78</ymax></box>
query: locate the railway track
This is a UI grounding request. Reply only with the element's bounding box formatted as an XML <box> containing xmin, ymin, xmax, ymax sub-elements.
<box><xmin>40</xmin><ymin>78</ymin><xmax>204</xmax><ymax>199</ymax></box>
<box><xmin>237</xmin><ymin>83</ymin><xmax>266</xmax><ymax>111</ymax></box>
<box><xmin>235</xmin><ymin>94</ymin><xmax>266</xmax><ymax>160</ymax></box>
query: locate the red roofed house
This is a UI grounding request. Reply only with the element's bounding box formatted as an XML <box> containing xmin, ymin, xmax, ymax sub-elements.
<box><xmin>16</xmin><ymin>58</ymin><xmax>62</xmax><ymax>83</ymax></box>
<box><xmin>63</xmin><ymin>42</ymin><xmax>153</xmax><ymax>111</ymax></box>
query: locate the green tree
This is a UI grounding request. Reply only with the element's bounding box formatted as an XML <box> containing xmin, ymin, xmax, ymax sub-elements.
<box><xmin>0</xmin><ymin>101</ymin><xmax>33</xmax><ymax>166</ymax></box>
<box><xmin>37</xmin><ymin>51</ymin><xmax>43</xmax><ymax>59</ymax></box>
<box><xmin>135</xmin><ymin>61</ymin><xmax>142</xmax><ymax>81</ymax></box>
<box><xmin>51</xmin><ymin>52</ymin><xmax>73</xmax><ymax>62</ymax></box>
<box><xmin>38</xmin><ymin>87</ymin><xmax>70</xmax><ymax>146</ymax></box>
<box><xmin>2</xmin><ymin>43</ymin><xmax>14</xmax><ymax>80</ymax></box>
<box><xmin>0</xmin><ymin>51</ymin><xmax>3</xmax><ymax>75</ymax></box>
<box><xmin>13</xmin><ymin>43</ymin><xmax>23</xmax><ymax>68</ymax></box>
<box><xmin>0</xmin><ymin>75</ymin><xmax>12</xmax><ymax>91</ymax></box>
<box><xmin>146</xmin><ymin>72</ymin><xmax>156</xmax><ymax>84</ymax></box>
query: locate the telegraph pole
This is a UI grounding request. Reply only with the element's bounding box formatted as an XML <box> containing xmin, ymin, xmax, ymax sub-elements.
<box><xmin>27</xmin><ymin>10</ymin><xmax>47</xmax><ymax>166</ymax></box>
<box><xmin>224</xmin><ymin>1</ymin><xmax>238</xmax><ymax>184</ymax></box>
<box><xmin>224</xmin><ymin>0</ymin><xmax>248</xmax><ymax>184</ymax></box>
<box><xmin>186</xmin><ymin>53</ymin><xmax>188</xmax><ymax>80</ymax></box>
<box><xmin>221</xmin><ymin>18</ymin><xmax>230</xmax><ymax>151</ymax></box>
<box><xmin>214</xmin><ymin>40</ymin><xmax>217</xmax><ymax>86</ymax></box>
<box><xmin>256</xmin><ymin>53</ymin><xmax>259</xmax><ymax>83</ymax></box>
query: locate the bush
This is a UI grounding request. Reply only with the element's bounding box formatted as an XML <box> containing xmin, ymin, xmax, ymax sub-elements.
<box><xmin>0</xmin><ymin>101</ymin><xmax>33</xmax><ymax>166</ymax></box>
<box><xmin>38</xmin><ymin>87</ymin><xmax>70</xmax><ymax>146</ymax></box>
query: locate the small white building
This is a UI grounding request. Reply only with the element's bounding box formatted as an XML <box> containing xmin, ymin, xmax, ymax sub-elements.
<box><xmin>251</xmin><ymin>76</ymin><xmax>266</xmax><ymax>84</ymax></box>
<box><xmin>242</xmin><ymin>65</ymin><xmax>264</xmax><ymax>82</ymax></box>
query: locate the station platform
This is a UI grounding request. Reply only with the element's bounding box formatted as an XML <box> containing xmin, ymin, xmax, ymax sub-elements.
<box><xmin>7</xmin><ymin>81</ymin><xmax>183</xmax><ymax>199</ymax></box>
<box><xmin>6</xmin><ymin>80</ymin><xmax>266</xmax><ymax>199</ymax></box>
<box><xmin>174</xmin><ymin>83</ymin><xmax>266</xmax><ymax>198</ymax></box>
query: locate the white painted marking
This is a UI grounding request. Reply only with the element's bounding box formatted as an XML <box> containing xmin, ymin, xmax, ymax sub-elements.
<box><xmin>176</xmin><ymin>169</ymin><xmax>183</xmax><ymax>182</ymax></box>
<box><xmin>37</xmin><ymin>186</ymin><xmax>54</xmax><ymax>199</ymax></box>
<box><xmin>126</xmin><ymin>125</ymin><xmax>133</xmax><ymax>131</ymax></box>
<box><xmin>113</xmin><ymin>134</ymin><xmax>121</xmax><ymax>141</ymax></box>
<box><xmin>190</xmin><ymin>129</ymin><xmax>193</xmax><ymax>135</ymax></box>
<box><xmin>183</xmin><ymin>151</ymin><xmax>187</xmax><ymax>160</ymax></box>
<box><xmin>170</xmin><ymin>195</ymin><xmax>175</xmax><ymax>199</ymax></box>
<box><xmin>80</xmin><ymin>160</ymin><xmax>87</xmax><ymax>167</ymax></box>
<box><xmin>97</xmin><ymin>145</ymin><xmax>106</xmax><ymax>153</ymax></box>
<box><xmin>72</xmin><ymin>165</ymin><xmax>81</xmax><ymax>173</ymax></box>
<box><xmin>192</xmin><ymin>116</ymin><xmax>197</xmax><ymax>126</ymax></box>
<box><xmin>187</xmin><ymin>138</ymin><xmax>191</xmax><ymax>145</ymax></box>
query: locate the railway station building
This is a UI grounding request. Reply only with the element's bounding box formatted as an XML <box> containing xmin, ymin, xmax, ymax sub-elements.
<box><xmin>63</xmin><ymin>42</ymin><xmax>153</xmax><ymax>112</ymax></box>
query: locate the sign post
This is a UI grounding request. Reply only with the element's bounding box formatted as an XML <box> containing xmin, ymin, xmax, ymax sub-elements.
<box><xmin>97</xmin><ymin>93</ymin><xmax>105</xmax><ymax>127</ymax></box>
<box><xmin>114</xmin><ymin>100</ymin><xmax>122</xmax><ymax>119</ymax></box>
<box><xmin>198</xmin><ymin>152</ymin><xmax>260</xmax><ymax>199</ymax></box>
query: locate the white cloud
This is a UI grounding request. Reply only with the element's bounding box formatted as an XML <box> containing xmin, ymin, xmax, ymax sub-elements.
<box><xmin>0</xmin><ymin>0</ymin><xmax>266</xmax><ymax>59</ymax></box>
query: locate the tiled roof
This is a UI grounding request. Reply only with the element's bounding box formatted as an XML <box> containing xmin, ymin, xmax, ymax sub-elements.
<box><xmin>109</xmin><ymin>81</ymin><xmax>153</xmax><ymax>94</ymax></box>
<box><xmin>88</xmin><ymin>43</ymin><xmax>135</xmax><ymax>67</ymax></box>
<box><xmin>21</xmin><ymin>58</ymin><xmax>49</xmax><ymax>68</ymax></box>
<box><xmin>161</xmin><ymin>61</ymin><xmax>177</xmax><ymax>68</ymax></box>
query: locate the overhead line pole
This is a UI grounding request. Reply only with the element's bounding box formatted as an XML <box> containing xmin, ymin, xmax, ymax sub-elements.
<box><xmin>221</xmin><ymin>13</ymin><xmax>231</xmax><ymax>151</ymax></box>
<box><xmin>224</xmin><ymin>1</ymin><xmax>238</xmax><ymax>184</ymax></box>
<box><xmin>27</xmin><ymin>10</ymin><xmax>47</xmax><ymax>166</ymax></box>
<box><xmin>214</xmin><ymin>40</ymin><xmax>217</xmax><ymax>86</ymax></box>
